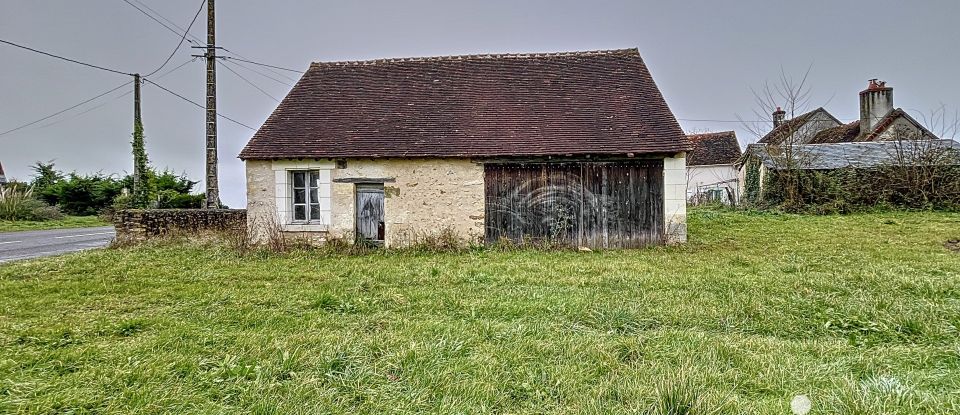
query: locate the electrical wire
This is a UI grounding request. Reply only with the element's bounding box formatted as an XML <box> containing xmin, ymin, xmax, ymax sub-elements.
<box><xmin>129</xmin><ymin>0</ymin><xmax>205</xmax><ymax>44</ymax></box>
<box><xmin>145</xmin><ymin>0</ymin><xmax>206</xmax><ymax>76</ymax></box>
<box><xmin>119</xmin><ymin>0</ymin><xmax>201</xmax><ymax>45</ymax></box>
<box><xmin>225</xmin><ymin>59</ymin><xmax>294</xmax><ymax>87</ymax></box>
<box><xmin>0</xmin><ymin>82</ymin><xmax>133</xmax><ymax>137</ymax></box>
<box><xmin>220</xmin><ymin>60</ymin><xmax>281</xmax><ymax>102</ymax></box>
<box><xmin>142</xmin><ymin>78</ymin><xmax>256</xmax><ymax>130</ymax></box>
<box><xmin>34</xmin><ymin>58</ymin><xmax>200</xmax><ymax>130</ymax></box>
<box><xmin>222</xmin><ymin>56</ymin><xmax>304</xmax><ymax>75</ymax></box>
<box><xmin>0</xmin><ymin>39</ymin><xmax>134</xmax><ymax>76</ymax></box>
<box><xmin>118</xmin><ymin>0</ymin><xmax>302</xmax><ymax>82</ymax></box>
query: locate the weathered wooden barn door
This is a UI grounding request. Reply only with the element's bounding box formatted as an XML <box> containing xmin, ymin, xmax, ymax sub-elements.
<box><xmin>355</xmin><ymin>184</ymin><xmax>385</xmax><ymax>243</ymax></box>
<box><xmin>484</xmin><ymin>161</ymin><xmax>664</xmax><ymax>248</ymax></box>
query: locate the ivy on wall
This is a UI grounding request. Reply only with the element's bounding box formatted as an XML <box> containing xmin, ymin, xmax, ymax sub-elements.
<box><xmin>743</xmin><ymin>158</ymin><xmax>761</xmax><ymax>205</ymax></box>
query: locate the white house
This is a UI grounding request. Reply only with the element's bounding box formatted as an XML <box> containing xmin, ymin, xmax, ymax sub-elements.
<box><xmin>686</xmin><ymin>131</ymin><xmax>742</xmax><ymax>204</ymax></box>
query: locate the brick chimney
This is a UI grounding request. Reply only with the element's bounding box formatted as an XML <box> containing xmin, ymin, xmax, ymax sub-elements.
<box><xmin>860</xmin><ymin>79</ymin><xmax>893</xmax><ymax>134</ymax></box>
<box><xmin>772</xmin><ymin>106</ymin><xmax>786</xmax><ymax>128</ymax></box>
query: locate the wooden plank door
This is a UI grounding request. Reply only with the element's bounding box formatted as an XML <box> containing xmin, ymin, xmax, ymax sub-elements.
<box><xmin>355</xmin><ymin>184</ymin><xmax>385</xmax><ymax>243</ymax></box>
<box><xmin>484</xmin><ymin>161</ymin><xmax>664</xmax><ymax>248</ymax></box>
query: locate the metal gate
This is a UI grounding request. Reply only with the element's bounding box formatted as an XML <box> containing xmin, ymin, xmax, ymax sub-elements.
<box><xmin>484</xmin><ymin>161</ymin><xmax>664</xmax><ymax>248</ymax></box>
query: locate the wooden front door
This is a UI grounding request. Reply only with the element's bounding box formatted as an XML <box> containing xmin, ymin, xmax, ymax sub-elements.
<box><xmin>484</xmin><ymin>161</ymin><xmax>665</xmax><ymax>248</ymax></box>
<box><xmin>355</xmin><ymin>184</ymin><xmax>385</xmax><ymax>243</ymax></box>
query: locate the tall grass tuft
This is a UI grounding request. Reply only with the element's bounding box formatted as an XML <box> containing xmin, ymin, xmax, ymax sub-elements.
<box><xmin>645</xmin><ymin>369</ymin><xmax>730</xmax><ymax>415</ymax></box>
<box><xmin>0</xmin><ymin>184</ymin><xmax>63</xmax><ymax>221</ymax></box>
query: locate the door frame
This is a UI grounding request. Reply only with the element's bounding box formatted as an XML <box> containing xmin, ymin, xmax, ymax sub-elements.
<box><xmin>354</xmin><ymin>183</ymin><xmax>385</xmax><ymax>244</ymax></box>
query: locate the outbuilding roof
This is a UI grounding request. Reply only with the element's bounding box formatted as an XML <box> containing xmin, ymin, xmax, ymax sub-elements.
<box><xmin>744</xmin><ymin>139</ymin><xmax>960</xmax><ymax>170</ymax></box>
<box><xmin>239</xmin><ymin>48</ymin><xmax>690</xmax><ymax>160</ymax></box>
<box><xmin>686</xmin><ymin>131</ymin><xmax>742</xmax><ymax>166</ymax></box>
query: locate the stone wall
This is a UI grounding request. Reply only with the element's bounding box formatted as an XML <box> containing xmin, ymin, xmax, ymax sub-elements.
<box><xmin>245</xmin><ymin>158</ymin><xmax>485</xmax><ymax>247</ymax></box>
<box><xmin>246</xmin><ymin>156</ymin><xmax>686</xmax><ymax>247</ymax></box>
<box><xmin>114</xmin><ymin>209</ymin><xmax>247</xmax><ymax>243</ymax></box>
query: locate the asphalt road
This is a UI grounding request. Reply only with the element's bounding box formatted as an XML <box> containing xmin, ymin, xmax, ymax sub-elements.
<box><xmin>0</xmin><ymin>226</ymin><xmax>115</xmax><ymax>264</ymax></box>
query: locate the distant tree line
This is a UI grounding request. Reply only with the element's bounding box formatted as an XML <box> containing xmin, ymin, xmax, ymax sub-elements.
<box><xmin>0</xmin><ymin>161</ymin><xmax>204</xmax><ymax>222</ymax></box>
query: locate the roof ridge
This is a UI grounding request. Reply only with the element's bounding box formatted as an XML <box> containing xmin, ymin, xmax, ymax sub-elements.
<box><xmin>309</xmin><ymin>48</ymin><xmax>640</xmax><ymax>67</ymax></box>
<box><xmin>686</xmin><ymin>130</ymin><xmax>736</xmax><ymax>137</ymax></box>
<box><xmin>797</xmin><ymin>138</ymin><xmax>956</xmax><ymax>148</ymax></box>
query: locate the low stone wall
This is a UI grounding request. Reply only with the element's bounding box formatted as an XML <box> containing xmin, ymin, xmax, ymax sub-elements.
<box><xmin>114</xmin><ymin>209</ymin><xmax>246</xmax><ymax>243</ymax></box>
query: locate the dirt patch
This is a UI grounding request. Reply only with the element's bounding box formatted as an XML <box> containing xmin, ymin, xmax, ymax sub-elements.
<box><xmin>946</xmin><ymin>239</ymin><xmax>960</xmax><ymax>253</ymax></box>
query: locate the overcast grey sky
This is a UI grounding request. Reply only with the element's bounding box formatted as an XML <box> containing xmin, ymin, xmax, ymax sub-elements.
<box><xmin>2</xmin><ymin>0</ymin><xmax>958</xmax><ymax>207</ymax></box>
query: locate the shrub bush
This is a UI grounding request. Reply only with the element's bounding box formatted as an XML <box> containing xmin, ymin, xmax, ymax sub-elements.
<box><xmin>755</xmin><ymin>142</ymin><xmax>960</xmax><ymax>213</ymax></box>
<box><xmin>0</xmin><ymin>185</ymin><xmax>65</xmax><ymax>221</ymax></box>
<box><xmin>28</xmin><ymin>162</ymin><xmax>203</xmax><ymax>215</ymax></box>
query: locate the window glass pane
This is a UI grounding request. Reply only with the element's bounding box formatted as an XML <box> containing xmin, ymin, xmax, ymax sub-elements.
<box><xmin>310</xmin><ymin>204</ymin><xmax>321</xmax><ymax>221</ymax></box>
<box><xmin>294</xmin><ymin>189</ymin><xmax>306</xmax><ymax>204</ymax></box>
<box><xmin>294</xmin><ymin>205</ymin><xmax>306</xmax><ymax>221</ymax></box>
<box><xmin>309</xmin><ymin>189</ymin><xmax>318</xmax><ymax>203</ymax></box>
<box><xmin>293</xmin><ymin>171</ymin><xmax>305</xmax><ymax>188</ymax></box>
<box><xmin>310</xmin><ymin>171</ymin><xmax>320</xmax><ymax>187</ymax></box>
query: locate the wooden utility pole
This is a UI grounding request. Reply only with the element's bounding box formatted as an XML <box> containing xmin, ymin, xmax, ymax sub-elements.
<box><xmin>204</xmin><ymin>0</ymin><xmax>219</xmax><ymax>208</ymax></box>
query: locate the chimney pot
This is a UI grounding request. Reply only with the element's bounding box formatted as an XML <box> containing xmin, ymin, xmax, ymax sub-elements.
<box><xmin>772</xmin><ymin>107</ymin><xmax>787</xmax><ymax>128</ymax></box>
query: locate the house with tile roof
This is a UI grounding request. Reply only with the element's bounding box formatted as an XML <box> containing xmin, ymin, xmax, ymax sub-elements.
<box><xmin>739</xmin><ymin>79</ymin><xmax>955</xmax><ymax>201</ymax></box>
<box><xmin>758</xmin><ymin>80</ymin><xmax>938</xmax><ymax>147</ymax></box>
<box><xmin>738</xmin><ymin>139</ymin><xmax>960</xmax><ymax>198</ymax></box>
<box><xmin>686</xmin><ymin>131</ymin><xmax>742</xmax><ymax>204</ymax></box>
<box><xmin>240</xmin><ymin>49</ymin><xmax>691</xmax><ymax>248</ymax></box>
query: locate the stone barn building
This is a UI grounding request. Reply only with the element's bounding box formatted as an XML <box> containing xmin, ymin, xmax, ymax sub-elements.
<box><xmin>239</xmin><ymin>49</ymin><xmax>690</xmax><ymax>248</ymax></box>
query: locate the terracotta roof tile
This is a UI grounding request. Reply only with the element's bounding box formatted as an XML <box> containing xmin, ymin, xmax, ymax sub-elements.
<box><xmin>809</xmin><ymin>121</ymin><xmax>861</xmax><ymax>144</ymax></box>
<box><xmin>239</xmin><ymin>48</ymin><xmax>690</xmax><ymax>160</ymax></box>
<box><xmin>686</xmin><ymin>131</ymin><xmax>742</xmax><ymax>165</ymax></box>
<box><xmin>758</xmin><ymin>108</ymin><xmax>834</xmax><ymax>144</ymax></box>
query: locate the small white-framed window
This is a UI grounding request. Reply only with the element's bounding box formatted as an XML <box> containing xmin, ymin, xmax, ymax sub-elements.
<box><xmin>290</xmin><ymin>170</ymin><xmax>322</xmax><ymax>223</ymax></box>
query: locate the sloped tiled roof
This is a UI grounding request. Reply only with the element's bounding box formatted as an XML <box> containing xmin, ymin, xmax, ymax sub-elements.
<box><xmin>809</xmin><ymin>121</ymin><xmax>861</xmax><ymax>144</ymax></box>
<box><xmin>239</xmin><ymin>48</ymin><xmax>690</xmax><ymax>160</ymax></box>
<box><xmin>862</xmin><ymin>108</ymin><xmax>937</xmax><ymax>141</ymax></box>
<box><xmin>758</xmin><ymin>108</ymin><xmax>823</xmax><ymax>144</ymax></box>
<box><xmin>746</xmin><ymin>139</ymin><xmax>960</xmax><ymax>170</ymax></box>
<box><xmin>686</xmin><ymin>131</ymin><xmax>742</xmax><ymax>165</ymax></box>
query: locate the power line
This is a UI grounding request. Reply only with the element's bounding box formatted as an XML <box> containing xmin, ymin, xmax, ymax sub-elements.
<box><xmin>222</xmin><ymin>56</ymin><xmax>304</xmax><ymax>75</ymax></box>
<box><xmin>227</xmin><ymin>59</ymin><xmax>294</xmax><ymax>87</ymax></box>
<box><xmin>35</xmin><ymin>58</ymin><xmax>200</xmax><ymax>130</ymax></box>
<box><xmin>0</xmin><ymin>82</ymin><xmax>133</xmax><ymax>137</ymax></box>
<box><xmin>129</xmin><ymin>0</ymin><xmax>205</xmax><ymax>44</ymax></box>
<box><xmin>0</xmin><ymin>38</ymin><xmax>134</xmax><ymax>76</ymax></box>
<box><xmin>221</xmin><ymin>60</ymin><xmax>280</xmax><ymax>102</ymax></box>
<box><xmin>145</xmin><ymin>0</ymin><xmax>206</xmax><ymax>77</ymax></box>
<box><xmin>117</xmin><ymin>0</ymin><xmax>302</xmax><ymax>82</ymax></box>
<box><xmin>142</xmin><ymin>78</ymin><xmax>255</xmax><ymax>130</ymax></box>
<box><xmin>119</xmin><ymin>0</ymin><xmax>201</xmax><ymax>46</ymax></box>
<box><xmin>221</xmin><ymin>49</ymin><xmax>302</xmax><ymax>84</ymax></box>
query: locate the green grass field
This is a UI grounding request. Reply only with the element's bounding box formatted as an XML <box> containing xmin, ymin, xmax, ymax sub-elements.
<box><xmin>1</xmin><ymin>209</ymin><xmax>958</xmax><ymax>413</ymax></box>
<box><xmin>0</xmin><ymin>216</ymin><xmax>107</xmax><ymax>233</ymax></box>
